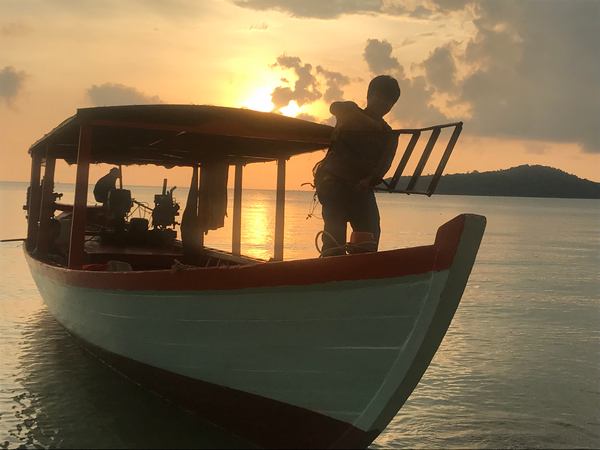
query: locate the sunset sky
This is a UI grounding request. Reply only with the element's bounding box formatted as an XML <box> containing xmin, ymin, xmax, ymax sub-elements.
<box><xmin>1</xmin><ymin>0</ymin><xmax>599</xmax><ymax>189</ymax></box>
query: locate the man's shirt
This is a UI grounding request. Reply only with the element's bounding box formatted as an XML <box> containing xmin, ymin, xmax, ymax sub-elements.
<box><xmin>318</xmin><ymin>102</ymin><xmax>398</xmax><ymax>185</ymax></box>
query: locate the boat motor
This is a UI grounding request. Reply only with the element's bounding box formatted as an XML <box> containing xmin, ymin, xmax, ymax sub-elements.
<box><xmin>152</xmin><ymin>179</ymin><xmax>180</xmax><ymax>229</ymax></box>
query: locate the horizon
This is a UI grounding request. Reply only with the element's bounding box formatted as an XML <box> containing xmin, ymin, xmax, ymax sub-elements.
<box><xmin>1</xmin><ymin>162</ymin><xmax>598</xmax><ymax>187</ymax></box>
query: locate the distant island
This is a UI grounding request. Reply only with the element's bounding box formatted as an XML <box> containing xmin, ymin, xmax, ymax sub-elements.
<box><xmin>381</xmin><ymin>165</ymin><xmax>600</xmax><ymax>199</ymax></box>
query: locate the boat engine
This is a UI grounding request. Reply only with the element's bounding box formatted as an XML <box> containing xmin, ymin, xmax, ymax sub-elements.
<box><xmin>152</xmin><ymin>179</ymin><xmax>180</xmax><ymax>229</ymax></box>
<box><xmin>146</xmin><ymin>179</ymin><xmax>180</xmax><ymax>245</ymax></box>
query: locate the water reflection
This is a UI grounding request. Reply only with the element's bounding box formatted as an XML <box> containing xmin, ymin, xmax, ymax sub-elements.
<box><xmin>4</xmin><ymin>310</ymin><xmax>253</xmax><ymax>449</ymax></box>
<box><xmin>241</xmin><ymin>194</ymin><xmax>274</xmax><ymax>260</ymax></box>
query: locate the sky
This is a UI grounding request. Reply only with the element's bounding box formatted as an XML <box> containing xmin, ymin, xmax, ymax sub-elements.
<box><xmin>1</xmin><ymin>0</ymin><xmax>599</xmax><ymax>189</ymax></box>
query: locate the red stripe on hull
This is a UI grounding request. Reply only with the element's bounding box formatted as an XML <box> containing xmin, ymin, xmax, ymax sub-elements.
<box><xmin>73</xmin><ymin>333</ymin><xmax>378</xmax><ymax>449</ymax></box>
<box><xmin>26</xmin><ymin>215</ymin><xmax>465</xmax><ymax>292</ymax></box>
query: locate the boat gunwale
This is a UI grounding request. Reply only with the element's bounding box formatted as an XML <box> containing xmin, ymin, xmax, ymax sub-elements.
<box><xmin>24</xmin><ymin>214</ymin><xmax>467</xmax><ymax>292</ymax></box>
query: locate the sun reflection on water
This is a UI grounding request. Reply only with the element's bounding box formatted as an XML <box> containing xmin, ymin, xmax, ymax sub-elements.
<box><xmin>241</xmin><ymin>197</ymin><xmax>274</xmax><ymax>260</ymax></box>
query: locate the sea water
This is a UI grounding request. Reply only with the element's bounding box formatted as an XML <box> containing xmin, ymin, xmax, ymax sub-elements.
<box><xmin>1</xmin><ymin>181</ymin><xmax>599</xmax><ymax>448</ymax></box>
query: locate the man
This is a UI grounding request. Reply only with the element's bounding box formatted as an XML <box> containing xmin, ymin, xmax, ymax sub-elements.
<box><xmin>93</xmin><ymin>167</ymin><xmax>120</xmax><ymax>204</ymax></box>
<box><xmin>314</xmin><ymin>75</ymin><xmax>400</xmax><ymax>256</ymax></box>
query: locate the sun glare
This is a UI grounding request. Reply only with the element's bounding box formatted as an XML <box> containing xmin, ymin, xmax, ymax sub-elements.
<box><xmin>241</xmin><ymin>86</ymin><xmax>275</xmax><ymax>112</ymax></box>
<box><xmin>280</xmin><ymin>101</ymin><xmax>301</xmax><ymax>118</ymax></box>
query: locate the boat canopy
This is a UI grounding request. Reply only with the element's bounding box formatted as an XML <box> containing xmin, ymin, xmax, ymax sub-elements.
<box><xmin>26</xmin><ymin>104</ymin><xmax>463</xmax><ymax>267</ymax></box>
<box><xmin>29</xmin><ymin>104</ymin><xmax>333</xmax><ymax>166</ymax></box>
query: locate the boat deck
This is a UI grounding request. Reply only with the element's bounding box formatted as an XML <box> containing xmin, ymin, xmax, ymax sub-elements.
<box><xmin>84</xmin><ymin>238</ymin><xmax>264</xmax><ymax>270</ymax></box>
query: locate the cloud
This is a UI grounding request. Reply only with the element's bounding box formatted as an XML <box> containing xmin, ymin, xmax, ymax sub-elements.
<box><xmin>232</xmin><ymin>0</ymin><xmax>383</xmax><ymax>19</ymax></box>
<box><xmin>316</xmin><ymin>66</ymin><xmax>350</xmax><ymax>102</ymax></box>
<box><xmin>358</xmin><ymin>2</ymin><xmax>600</xmax><ymax>150</ymax></box>
<box><xmin>0</xmin><ymin>66</ymin><xmax>27</xmax><ymax>106</ymax></box>
<box><xmin>409</xmin><ymin>5</ymin><xmax>436</xmax><ymax>18</ymax></box>
<box><xmin>0</xmin><ymin>0</ymin><xmax>208</xmax><ymax>21</ymax></box>
<box><xmin>362</xmin><ymin>39</ymin><xmax>449</xmax><ymax>126</ymax></box>
<box><xmin>459</xmin><ymin>0</ymin><xmax>600</xmax><ymax>152</ymax></box>
<box><xmin>270</xmin><ymin>55</ymin><xmax>321</xmax><ymax>109</ymax></box>
<box><xmin>232</xmin><ymin>0</ymin><xmax>471</xmax><ymax>19</ymax></box>
<box><xmin>391</xmin><ymin>74</ymin><xmax>448</xmax><ymax>126</ymax></box>
<box><xmin>363</xmin><ymin>39</ymin><xmax>400</xmax><ymax>73</ymax></box>
<box><xmin>266</xmin><ymin>56</ymin><xmax>353</xmax><ymax>116</ymax></box>
<box><xmin>422</xmin><ymin>43</ymin><xmax>456</xmax><ymax>91</ymax></box>
<box><xmin>86</xmin><ymin>83</ymin><xmax>161</xmax><ymax>106</ymax></box>
<box><xmin>431</xmin><ymin>0</ymin><xmax>472</xmax><ymax>12</ymax></box>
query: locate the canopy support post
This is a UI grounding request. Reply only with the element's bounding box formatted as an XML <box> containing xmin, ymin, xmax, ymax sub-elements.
<box><xmin>232</xmin><ymin>164</ymin><xmax>243</xmax><ymax>256</ymax></box>
<box><xmin>274</xmin><ymin>158</ymin><xmax>286</xmax><ymax>261</ymax></box>
<box><xmin>35</xmin><ymin>151</ymin><xmax>56</xmax><ymax>255</ymax></box>
<box><xmin>26</xmin><ymin>153</ymin><xmax>42</xmax><ymax>251</ymax></box>
<box><xmin>68</xmin><ymin>125</ymin><xmax>92</xmax><ymax>269</ymax></box>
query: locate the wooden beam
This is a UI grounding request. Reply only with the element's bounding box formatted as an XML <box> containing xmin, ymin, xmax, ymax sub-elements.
<box><xmin>274</xmin><ymin>158</ymin><xmax>286</xmax><ymax>261</ymax></box>
<box><xmin>232</xmin><ymin>164</ymin><xmax>243</xmax><ymax>256</ymax></box>
<box><xmin>68</xmin><ymin>125</ymin><xmax>92</xmax><ymax>269</ymax></box>
<box><xmin>405</xmin><ymin>128</ymin><xmax>440</xmax><ymax>192</ymax></box>
<box><xmin>388</xmin><ymin>132</ymin><xmax>420</xmax><ymax>192</ymax></box>
<box><xmin>35</xmin><ymin>154</ymin><xmax>56</xmax><ymax>255</ymax></box>
<box><xmin>26</xmin><ymin>153</ymin><xmax>42</xmax><ymax>251</ymax></box>
<box><xmin>427</xmin><ymin>123</ymin><xmax>462</xmax><ymax>196</ymax></box>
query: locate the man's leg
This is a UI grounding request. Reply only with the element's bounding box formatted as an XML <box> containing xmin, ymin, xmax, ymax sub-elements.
<box><xmin>321</xmin><ymin>201</ymin><xmax>347</xmax><ymax>256</ymax></box>
<box><xmin>349</xmin><ymin>188</ymin><xmax>381</xmax><ymax>250</ymax></box>
<box><xmin>317</xmin><ymin>179</ymin><xmax>349</xmax><ymax>256</ymax></box>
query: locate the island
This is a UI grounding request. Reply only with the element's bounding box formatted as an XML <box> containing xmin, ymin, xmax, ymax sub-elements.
<box><xmin>381</xmin><ymin>165</ymin><xmax>600</xmax><ymax>199</ymax></box>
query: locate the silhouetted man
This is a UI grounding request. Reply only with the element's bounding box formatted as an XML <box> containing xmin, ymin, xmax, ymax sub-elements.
<box><xmin>314</xmin><ymin>75</ymin><xmax>400</xmax><ymax>256</ymax></box>
<box><xmin>93</xmin><ymin>167</ymin><xmax>120</xmax><ymax>204</ymax></box>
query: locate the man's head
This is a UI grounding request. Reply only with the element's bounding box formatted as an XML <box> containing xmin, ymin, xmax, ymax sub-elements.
<box><xmin>366</xmin><ymin>75</ymin><xmax>400</xmax><ymax>118</ymax></box>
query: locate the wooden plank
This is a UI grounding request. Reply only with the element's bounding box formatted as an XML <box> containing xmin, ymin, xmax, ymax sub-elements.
<box><xmin>26</xmin><ymin>153</ymin><xmax>42</xmax><ymax>250</ymax></box>
<box><xmin>405</xmin><ymin>128</ymin><xmax>440</xmax><ymax>192</ymax></box>
<box><xmin>390</xmin><ymin>121</ymin><xmax>462</xmax><ymax>134</ymax></box>
<box><xmin>274</xmin><ymin>158</ymin><xmax>286</xmax><ymax>261</ymax></box>
<box><xmin>68</xmin><ymin>125</ymin><xmax>92</xmax><ymax>269</ymax></box>
<box><xmin>203</xmin><ymin>247</ymin><xmax>265</xmax><ymax>266</ymax></box>
<box><xmin>427</xmin><ymin>124</ymin><xmax>462</xmax><ymax>196</ymax></box>
<box><xmin>232</xmin><ymin>164</ymin><xmax>243</xmax><ymax>256</ymax></box>
<box><xmin>388</xmin><ymin>132</ymin><xmax>420</xmax><ymax>192</ymax></box>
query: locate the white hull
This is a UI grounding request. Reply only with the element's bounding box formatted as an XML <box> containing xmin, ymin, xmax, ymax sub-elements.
<box><xmin>26</xmin><ymin>214</ymin><xmax>486</xmax><ymax>448</ymax></box>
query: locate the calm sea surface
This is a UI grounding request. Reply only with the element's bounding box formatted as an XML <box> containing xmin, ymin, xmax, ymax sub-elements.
<box><xmin>1</xmin><ymin>181</ymin><xmax>599</xmax><ymax>448</ymax></box>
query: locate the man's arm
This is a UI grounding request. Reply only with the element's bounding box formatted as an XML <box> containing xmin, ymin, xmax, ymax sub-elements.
<box><xmin>372</xmin><ymin>134</ymin><xmax>399</xmax><ymax>182</ymax></box>
<box><xmin>356</xmin><ymin>134</ymin><xmax>399</xmax><ymax>189</ymax></box>
<box><xmin>330</xmin><ymin>101</ymin><xmax>381</xmax><ymax>130</ymax></box>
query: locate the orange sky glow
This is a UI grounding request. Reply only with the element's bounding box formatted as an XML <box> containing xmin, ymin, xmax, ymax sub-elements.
<box><xmin>1</xmin><ymin>0</ymin><xmax>598</xmax><ymax>189</ymax></box>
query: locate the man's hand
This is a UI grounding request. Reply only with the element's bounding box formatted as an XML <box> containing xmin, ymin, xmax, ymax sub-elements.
<box><xmin>330</xmin><ymin>101</ymin><xmax>381</xmax><ymax>131</ymax></box>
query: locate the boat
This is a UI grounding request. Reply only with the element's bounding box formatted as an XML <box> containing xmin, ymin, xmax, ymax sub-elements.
<box><xmin>23</xmin><ymin>104</ymin><xmax>486</xmax><ymax>448</ymax></box>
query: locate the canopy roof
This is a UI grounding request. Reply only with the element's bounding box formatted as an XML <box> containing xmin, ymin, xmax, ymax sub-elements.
<box><xmin>29</xmin><ymin>105</ymin><xmax>333</xmax><ymax>166</ymax></box>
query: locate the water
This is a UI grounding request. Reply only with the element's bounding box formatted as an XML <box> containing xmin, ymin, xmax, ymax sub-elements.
<box><xmin>1</xmin><ymin>181</ymin><xmax>599</xmax><ymax>448</ymax></box>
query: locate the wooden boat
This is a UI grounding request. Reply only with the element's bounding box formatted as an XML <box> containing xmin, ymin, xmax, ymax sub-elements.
<box><xmin>23</xmin><ymin>105</ymin><xmax>486</xmax><ymax>449</ymax></box>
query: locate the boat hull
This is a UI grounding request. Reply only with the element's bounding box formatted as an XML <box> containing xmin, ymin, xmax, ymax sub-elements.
<box><xmin>26</xmin><ymin>214</ymin><xmax>486</xmax><ymax>448</ymax></box>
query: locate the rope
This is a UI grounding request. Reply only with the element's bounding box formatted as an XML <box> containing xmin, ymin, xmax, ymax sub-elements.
<box><xmin>305</xmin><ymin>191</ymin><xmax>321</xmax><ymax>220</ymax></box>
<box><xmin>314</xmin><ymin>230</ymin><xmax>345</xmax><ymax>256</ymax></box>
<box><xmin>314</xmin><ymin>230</ymin><xmax>378</xmax><ymax>257</ymax></box>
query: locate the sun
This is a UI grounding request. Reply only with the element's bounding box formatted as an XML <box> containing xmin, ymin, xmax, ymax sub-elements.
<box><xmin>279</xmin><ymin>101</ymin><xmax>301</xmax><ymax>118</ymax></box>
<box><xmin>240</xmin><ymin>87</ymin><xmax>303</xmax><ymax>118</ymax></box>
<box><xmin>240</xmin><ymin>86</ymin><xmax>275</xmax><ymax>112</ymax></box>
